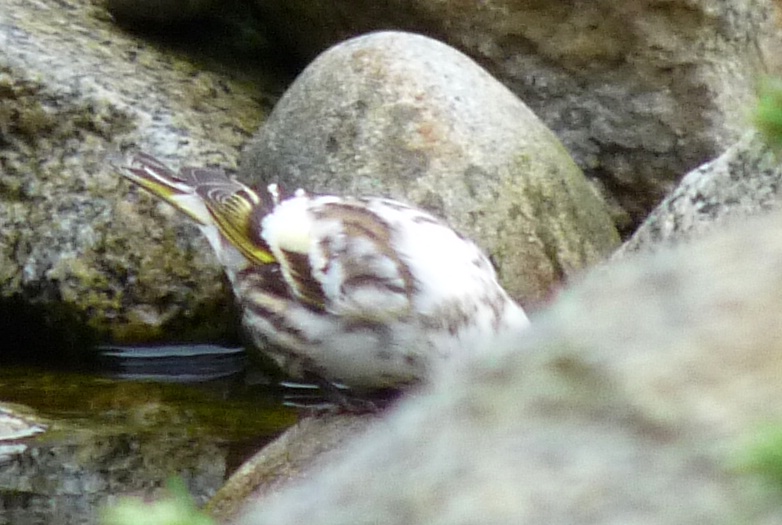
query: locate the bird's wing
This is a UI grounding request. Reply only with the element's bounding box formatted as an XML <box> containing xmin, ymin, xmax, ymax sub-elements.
<box><xmin>122</xmin><ymin>153</ymin><xmax>276</xmax><ymax>266</ymax></box>
<box><xmin>261</xmin><ymin>196</ymin><xmax>416</xmax><ymax>321</ymax></box>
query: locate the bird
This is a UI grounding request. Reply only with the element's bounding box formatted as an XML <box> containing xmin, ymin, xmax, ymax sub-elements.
<box><xmin>120</xmin><ymin>153</ymin><xmax>530</xmax><ymax>399</ymax></box>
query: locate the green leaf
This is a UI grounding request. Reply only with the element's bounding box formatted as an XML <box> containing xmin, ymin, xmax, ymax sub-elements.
<box><xmin>101</xmin><ymin>477</ymin><xmax>214</xmax><ymax>525</ymax></box>
<box><xmin>754</xmin><ymin>77</ymin><xmax>782</xmax><ymax>149</ymax></box>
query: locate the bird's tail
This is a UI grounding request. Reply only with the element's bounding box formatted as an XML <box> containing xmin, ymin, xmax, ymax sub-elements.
<box><xmin>121</xmin><ymin>152</ymin><xmax>277</xmax><ymax>265</ymax></box>
<box><xmin>122</xmin><ymin>152</ymin><xmax>222</xmax><ymax>226</ymax></box>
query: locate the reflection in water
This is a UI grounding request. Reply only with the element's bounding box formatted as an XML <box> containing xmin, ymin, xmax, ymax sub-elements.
<box><xmin>96</xmin><ymin>344</ymin><xmax>248</xmax><ymax>383</ymax></box>
<box><xmin>0</xmin><ymin>345</ymin><xmax>299</xmax><ymax>525</ymax></box>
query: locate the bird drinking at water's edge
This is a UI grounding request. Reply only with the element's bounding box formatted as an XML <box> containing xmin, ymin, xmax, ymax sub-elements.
<box><xmin>119</xmin><ymin>153</ymin><xmax>530</xmax><ymax>398</ymax></box>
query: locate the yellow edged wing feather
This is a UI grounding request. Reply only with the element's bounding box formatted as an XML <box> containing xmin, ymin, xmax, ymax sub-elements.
<box><xmin>195</xmin><ymin>182</ymin><xmax>277</xmax><ymax>265</ymax></box>
<box><xmin>121</xmin><ymin>153</ymin><xmax>276</xmax><ymax>265</ymax></box>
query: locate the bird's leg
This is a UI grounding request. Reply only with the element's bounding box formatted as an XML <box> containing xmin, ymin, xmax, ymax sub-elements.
<box><xmin>305</xmin><ymin>374</ymin><xmax>382</xmax><ymax>414</ymax></box>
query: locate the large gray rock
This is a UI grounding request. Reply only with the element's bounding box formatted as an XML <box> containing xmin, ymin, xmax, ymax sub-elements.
<box><xmin>243</xmin><ymin>0</ymin><xmax>782</xmax><ymax>233</ymax></box>
<box><xmin>0</xmin><ymin>0</ymin><xmax>268</xmax><ymax>345</ymax></box>
<box><xmin>241</xmin><ymin>31</ymin><xmax>620</xmax><ymax>309</ymax></box>
<box><xmin>618</xmin><ymin>131</ymin><xmax>782</xmax><ymax>255</ymax></box>
<box><xmin>235</xmin><ymin>207</ymin><xmax>782</xmax><ymax>524</ymax></box>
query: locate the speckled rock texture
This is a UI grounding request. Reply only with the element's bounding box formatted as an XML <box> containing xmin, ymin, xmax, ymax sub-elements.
<box><xmin>617</xmin><ymin>131</ymin><xmax>782</xmax><ymax>255</ymax></box>
<box><xmin>235</xmin><ymin>207</ymin><xmax>782</xmax><ymax>525</ymax></box>
<box><xmin>237</xmin><ymin>0</ymin><xmax>782</xmax><ymax>234</ymax></box>
<box><xmin>0</xmin><ymin>0</ymin><xmax>267</xmax><ymax>345</ymax></box>
<box><xmin>241</xmin><ymin>32</ymin><xmax>621</xmax><ymax>309</ymax></box>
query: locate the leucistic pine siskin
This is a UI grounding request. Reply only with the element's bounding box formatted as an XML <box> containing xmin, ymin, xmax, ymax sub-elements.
<box><xmin>120</xmin><ymin>153</ymin><xmax>530</xmax><ymax>393</ymax></box>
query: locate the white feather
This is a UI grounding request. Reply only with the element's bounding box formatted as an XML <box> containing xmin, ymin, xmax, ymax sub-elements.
<box><xmin>261</xmin><ymin>196</ymin><xmax>316</xmax><ymax>255</ymax></box>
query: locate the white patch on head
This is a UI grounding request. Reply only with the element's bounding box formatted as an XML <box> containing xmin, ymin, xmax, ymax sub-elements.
<box><xmin>261</xmin><ymin>196</ymin><xmax>314</xmax><ymax>255</ymax></box>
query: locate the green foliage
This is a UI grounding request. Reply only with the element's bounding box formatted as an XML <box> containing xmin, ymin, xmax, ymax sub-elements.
<box><xmin>101</xmin><ymin>478</ymin><xmax>214</xmax><ymax>525</ymax></box>
<box><xmin>737</xmin><ymin>424</ymin><xmax>782</xmax><ymax>489</ymax></box>
<box><xmin>754</xmin><ymin>78</ymin><xmax>782</xmax><ymax>149</ymax></box>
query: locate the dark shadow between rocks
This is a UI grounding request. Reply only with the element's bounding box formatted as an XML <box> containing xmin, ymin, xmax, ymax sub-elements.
<box><xmin>108</xmin><ymin>0</ymin><xmax>299</xmax><ymax>89</ymax></box>
<box><xmin>0</xmin><ymin>295</ymin><xmax>100</xmax><ymax>370</ymax></box>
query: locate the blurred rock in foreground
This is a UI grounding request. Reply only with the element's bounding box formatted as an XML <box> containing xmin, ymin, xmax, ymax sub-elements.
<box><xmin>235</xmin><ymin>205</ymin><xmax>782</xmax><ymax>525</ymax></box>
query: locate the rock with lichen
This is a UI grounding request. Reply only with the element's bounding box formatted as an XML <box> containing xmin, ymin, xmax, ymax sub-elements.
<box><xmin>616</xmin><ymin>131</ymin><xmax>782</xmax><ymax>256</ymax></box>
<box><xmin>233</xmin><ymin>205</ymin><xmax>782</xmax><ymax>525</ymax></box>
<box><xmin>0</xmin><ymin>0</ymin><xmax>266</xmax><ymax>353</ymax></box>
